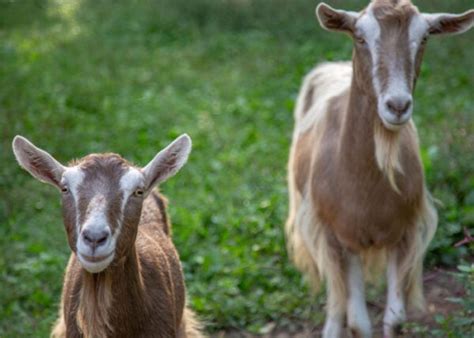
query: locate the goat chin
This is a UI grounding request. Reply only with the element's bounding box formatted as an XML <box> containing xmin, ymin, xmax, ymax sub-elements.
<box><xmin>77</xmin><ymin>252</ymin><xmax>114</xmax><ymax>274</ymax></box>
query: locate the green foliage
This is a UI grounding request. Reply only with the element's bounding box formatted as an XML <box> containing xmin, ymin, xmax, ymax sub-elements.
<box><xmin>433</xmin><ymin>264</ymin><xmax>474</xmax><ymax>337</ymax></box>
<box><xmin>405</xmin><ymin>264</ymin><xmax>474</xmax><ymax>337</ymax></box>
<box><xmin>0</xmin><ymin>0</ymin><xmax>473</xmax><ymax>336</ymax></box>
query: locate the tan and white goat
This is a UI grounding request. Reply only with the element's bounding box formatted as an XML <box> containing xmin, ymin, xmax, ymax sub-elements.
<box><xmin>285</xmin><ymin>1</ymin><xmax>474</xmax><ymax>337</ymax></box>
<box><xmin>13</xmin><ymin>135</ymin><xmax>203</xmax><ymax>338</ymax></box>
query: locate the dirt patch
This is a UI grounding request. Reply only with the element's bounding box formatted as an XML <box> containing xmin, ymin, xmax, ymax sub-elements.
<box><xmin>216</xmin><ymin>268</ymin><xmax>465</xmax><ymax>337</ymax></box>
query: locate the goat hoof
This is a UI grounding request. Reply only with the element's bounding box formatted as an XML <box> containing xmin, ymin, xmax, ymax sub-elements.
<box><xmin>350</xmin><ymin>328</ymin><xmax>360</xmax><ymax>338</ymax></box>
<box><xmin>350</xmin><ymin>327</ymin><xmax>371</xmax><ymax>338</ymax></box>
<box><xmin>394</xmin><ymin>324</ymin><xmax>403</xmax><ymax>335</ymax></box>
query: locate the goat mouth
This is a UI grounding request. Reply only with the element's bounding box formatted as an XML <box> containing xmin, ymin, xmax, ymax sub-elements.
<box><xmin>77</xmin><ymin>251</ymin><xmax>115</xmax><ymax>273</ymax></box>
<box><xmin>386</xmin><ymin>120</ymin><xmax>405</xmax><ymax>126</ymax></box>
<box><xmin>79</xmin><ymin>252</ymin><xmax>113</xmax><ymax>263</ymax></box>
<box><xmin>381</xmin><ymin>118</ymin><xmax>406</xmax><ymax>131</ymax></box>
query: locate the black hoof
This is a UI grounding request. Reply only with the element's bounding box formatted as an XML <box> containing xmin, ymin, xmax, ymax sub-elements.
<box><xmin>394</xmin><ymin>324</ymin><xmax>403</xmax><ymax>336</ymax></box>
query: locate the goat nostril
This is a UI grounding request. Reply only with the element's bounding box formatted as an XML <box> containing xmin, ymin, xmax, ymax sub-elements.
<box><xmin>97</xmin><ymin>233</ymin><xmax>108</xmax><ymax>245</ymax></box>
<box><xmin>386</xmin><ymin>98</ymin><xmax>412</xmax><ymax>117</ymax></box>
<box><xmin>401</xmin><ymin>100</ymin><xmax>411</xmax><ymax>113</ymax></box>
<box><xmin>82</xmin><ymin>230</ymin><xmax>93</xmax><ymax>244</ymax></box>
<box><xmin>386</xmin><ymin>101</ymin><xmax>395</xmax><ymax>113</ymax></box>
<box><xmin>82</xmin><ymin>229</ymin><xmax>109</xmax><ymax>247</ymax></box>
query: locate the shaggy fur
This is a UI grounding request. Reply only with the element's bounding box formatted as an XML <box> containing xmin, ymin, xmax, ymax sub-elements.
<box><xmin>285</xmin><ymin>0</ymin><xmax>449</xmax><ymax>335</ymax></box>
<box><xmin>286</xmin><ymin>59</ymin><xmax>437</xmax><ymax>338</ymax></box>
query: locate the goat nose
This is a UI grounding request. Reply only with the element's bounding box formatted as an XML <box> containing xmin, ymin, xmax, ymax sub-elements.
<box><xmin>82</xmin><ymin>229</ymin><xmax>109</xmax><ymax>249</ymax></box>
<box><xmin>385</xmin><ymin>96</ymin><xmax>412</xmax><ymax>118</ymax></box>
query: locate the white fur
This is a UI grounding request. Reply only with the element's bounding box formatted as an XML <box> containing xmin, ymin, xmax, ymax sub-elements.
<box><xmin>76</xmin><ymin>194</ymin><xmax>115</xmax><ymax>273</ymax></box>
<box><xmin>62</xmin><ymin>166</ymin><xmax>84</xmax><ymax>208</ymax></box>
<box><xmin>78</xmin><ymin>252</ymin><xmax>115</xmax><ymax>274</ymax></box>
<box><xmin>383</xmin><ymin>252</ymin><xmax>406</xmax><ymax>337</ymax></box>
<box><xmin>379</xmin><ymin>80</ymin><xmax>413</xmax><ymax>129</ymax></box>
<box><xmin>409</xmin><ymin>15</ymin><xmax>430</xmax><ymax>59</ymax></box>
<box><xmin>76</xmin><ymin>168</ymin><xmax>144</xmax><ymax>271</ymax></box>
<box><xmin>357</xmin><ymin>6</ymin><xmax>415</xmax><ymax>130</ymax></box>
<box><xmin>347</xmin><ymin>254</ymin><xmax>372</xmax><ymax>338</ymax></box>
<box><xmin>119</xmin><ymin>168</ymin><xmax>144</xmax><ymax>209</ymax></box>
<box><xmin>119</xmin><ymin>168</ymin><xmax>144</xmax><ymax>193</ymax></box>
<box><xmin>357</xmin><ymin>4</ymin><xmax>381</xmax><ymax>93</ymax></box>
<box><xmin>297</xmin><ymin>196</ymin><xmax>346</xmax><ymax>338</ymax></box>
<box><xmin>62</xmin><ymin>166</ymin><xmax>85</xmax><ymax>236</ymax></box>
<box><xmin>322</xmin><ymin>317</ymin><xmax>343</xmax><ymax>338</ymax></box>
<box><xmin>114</xmin><ymin>168</ymin><xmax>144</xmax><ymax>245</ymax></box>
<box><xmin>295</xmin><ymin>62</ymin><xmax>352</xmax><ymax>134</ymax></box>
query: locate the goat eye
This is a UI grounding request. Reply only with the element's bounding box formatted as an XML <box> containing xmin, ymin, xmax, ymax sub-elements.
<box><xmin>61</xmin><ymin>186</ymin><xmax>69</xmax><ymax>193</ymax></box>
<box><xmin>133</xmin><ymin>189</ymin><xmax>144</xmax><ymax>197</ymax></box>
<box><xmin>355</xmin><ymin>36</ymin><xmax>366</xmax><ymax>45</ymax></box>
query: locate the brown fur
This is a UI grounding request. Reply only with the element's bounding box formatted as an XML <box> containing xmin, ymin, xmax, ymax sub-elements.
<box><xmin>290</xmin><ymin>72</ymin><xmax>430</xmax><ymax>252</ymax></box>
<box><xmin>373</xmin><ymin>2</ymin><xmax>418</xmax><ymax>94</ymax></box>
<box><xmin>53</xmin><ymin>191</ymin><xmax>203</xmax><ymax>337</ymax></box>
<box><xmin>11</xmin><ymin>135</ymin><xmax>199</xmax><ymax>337</ymax></box>
<box><xmin>287</xmin><ymin>70</ymin><xmax>436</xmax><ymax>337</ymax></box>
<box><xmin>372</xmin><ymin>0</ymin><xmax>415</xmax><ymax>20</ymax></box>
<box><xmin>286</xmin><ymin>0</ymin><xmax>438</xmax><ymax>332</ymax></box>
<box><xmin>51</xmin><ymin>154</ymin><xmax>203</xmax><ymax>337</ymax></box>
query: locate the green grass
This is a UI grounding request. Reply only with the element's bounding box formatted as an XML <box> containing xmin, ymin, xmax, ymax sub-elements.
<box><xmin>0</xmin><ymin>0</ymin><xmax>473</xmax><ymax>336</ymax></box>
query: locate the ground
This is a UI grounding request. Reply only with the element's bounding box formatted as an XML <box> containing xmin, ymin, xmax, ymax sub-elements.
<box><xmin>219</xmin><ymin>268</ymin><xmax>467</xmax><ymax>337</ymax></box>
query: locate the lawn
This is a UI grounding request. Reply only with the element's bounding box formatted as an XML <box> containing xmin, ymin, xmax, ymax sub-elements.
<box><xmin>0</xmin><ymin>0</ymin><xmax>473</xmax><ymax>336</ymax></box>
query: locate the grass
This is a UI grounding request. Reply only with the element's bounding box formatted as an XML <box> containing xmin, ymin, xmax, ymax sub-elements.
<box><xmin>0</xmin><ymin>0</ymin><xmax>473</xmax><ymax>336</ymax></box>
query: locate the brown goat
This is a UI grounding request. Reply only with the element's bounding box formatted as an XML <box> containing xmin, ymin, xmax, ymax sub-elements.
<box><xmin>13</xmin><ymin>135</ymin><xmax>203</xmax><ymax>338</ymax></box>
<box><xmin>286</xmin><ymin>1</ymin><xmax>474</xmax><ymax>337</ymax></box>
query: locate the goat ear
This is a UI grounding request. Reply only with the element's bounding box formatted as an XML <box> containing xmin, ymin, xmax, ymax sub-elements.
<box><xmin>316</xmin><ymin>3</ymin><xmax>357</xmax><ymax>33</ymax></box>
<box><xmin>425</xmin><ymin>10</ymin><xmax>474</xmax><ymax>36</ymax></box>
<box><xmin>12</xmin><ymin>135</ymin><xmax>65</xmax><ymax>188</ymax></box>
<box><xmin>142</xmin><ymin>134</ymin><xmax>192</xmax><ymax>190</ymax></box>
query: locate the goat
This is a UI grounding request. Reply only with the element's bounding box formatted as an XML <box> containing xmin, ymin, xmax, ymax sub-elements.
<box><xmin>12</xmin><ymin>135</ymin><xmax>204</xmax><ymax>338</ymax></box>
<box><xmin>285</xmin><ymin>1</ymin><xmax>474</xmax><ymax>337</ymax></box>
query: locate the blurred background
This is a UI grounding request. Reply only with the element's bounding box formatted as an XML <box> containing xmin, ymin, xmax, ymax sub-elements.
<box><xmin>0</xmin><ymin>0</ymin><xmax>473</xmax><ymax>336</ymax></box>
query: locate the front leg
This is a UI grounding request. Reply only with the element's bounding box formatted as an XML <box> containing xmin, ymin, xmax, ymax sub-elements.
<box><xmin>346</xmin><ymin>253</ymin><xmax>372</xmax><ymax>338</ymax></box>
<box><xmin>298</xmin><ymin>208</ymin><xmax>346</xmax><ymax>338</ymax></box>
<box><xmin>383</xmin><ymin>251</ymin><xmax>406</xmax><ymax>338</ymax></box>
<box><xmin>322</xmin><ymin>269</ymin><xmax>346</xmax><ymax>338</ymax></box>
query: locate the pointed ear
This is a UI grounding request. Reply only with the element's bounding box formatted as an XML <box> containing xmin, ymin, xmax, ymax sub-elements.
<box><xmin>316</xmin><ymin>2</ymin><xmax>358</xmax><ymax>33</ymax></box>
<box><xmin>142</xmin><ymin>134</ymin><xmax>192</xmax><ymax>190</ymax></box>
<box><xmin>425</xmin><ymin>10</ymin><xmax>474</xmax><ymax>35</ymax></box>
<box><xmin>12</xmin><ymin>136</ymin><xmax>66</xmax><ymax>188</ymax></box>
